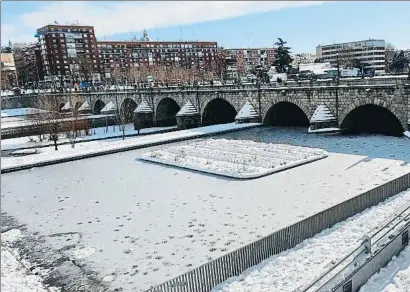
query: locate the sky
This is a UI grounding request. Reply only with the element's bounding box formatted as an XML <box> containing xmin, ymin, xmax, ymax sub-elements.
<box><xmin>1</xmin><ymin>1</ymin><xmax>410</xmax><ymax>54</ymax></box>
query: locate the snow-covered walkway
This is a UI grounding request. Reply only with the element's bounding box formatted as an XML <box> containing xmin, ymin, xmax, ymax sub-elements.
<box><xmin>213</xmin><ymin>189</ymin><xmax>410</xmax><ymax>292</ymax></box>
<box><xmin>359</xmin><ymin>246</ymin><xmax>410</xmax><ymax>292</ymax></box>
<box><xmin>1</xmin><ymin>123</ymin><xmax>260</xmax><ymax>171</ymax></box>
<box><xmin>1</xmin><ymin>124</ymin><xmax>175</xmax><ymax>151</ymax></box>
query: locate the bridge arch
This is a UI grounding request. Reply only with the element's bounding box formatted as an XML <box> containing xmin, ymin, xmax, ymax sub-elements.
<box><xmin>93</xmin><ymin>100</ymin><xmax>106</xmax><ymax>114</ymax></box>
<box><xmin>58</xmin><ymin>102</ymin><xmax>65</xmax><ymax>112</ymax></box>
<box><xmin>120</xmin><ymin>98</ymin><xmax>137</xmax><ymax>123</ymax></box>
<box><xmin>202</xmin><ymin>97</ymin><xmax>237</xmax><ymax>126</ymax></box>
<box><xmin>74</xmin><ymin>101</ymin><xmax>82</xmax><ymax>112</ymax></box>
<box><xmin>155</xmin><ymin>97</ymin><xmax>180</xmax><ymax>126</ymax></box>
<box><xmin>263</xmin><ymin>100</ymin><xmax>310</xmax><ymax>126</ymax></box>
<box><xmin>340</xmin><ymin>104</ymin><xmax>404</xmax><ymax>136</ymax></box>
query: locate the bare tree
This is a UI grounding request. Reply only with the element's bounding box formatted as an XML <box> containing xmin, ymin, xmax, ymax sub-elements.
<box><xmin>112</xmin><ymin>93</ymin><xmax>134</xmax><ymax>140</ymax></box>
<box><xmin>77</xmin><ymin>54</ymin><xmax>94</xmax><ymax>83</ymax></box>
<box><xmin>29</xmin><ymin>95</ymin><xmax>63</xmax><ymax>150</ymax></box>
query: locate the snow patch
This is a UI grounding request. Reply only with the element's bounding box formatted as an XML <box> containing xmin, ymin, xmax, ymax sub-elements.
<box><xmin>1</xmin><ymin>108</ymin><xmax>47</xmax><ymax>118</ymax></box>
<box><xmin>235</xmin><ymin>101</ymin><xmax>259</xmax><ymax>120</ymax></box>
<box><xmin>78</xmin><ymin>101</ymin><xmax>90</xmax><ymax>112</ymax></box>
<box><xmin>310</xmin><ymin>104</ymin><xmax>336</xmax><ymax>123</ymax></box>
<box><xmin>1</xmin><ymin>246</ymin><xmax>51</xmax><ymax>292</ymax></box>
<box><xmin>140</xmin><ymin>139</ymin><xmax>328</xmax><ymax>179</ymax></box>
<box><xmin>359</xmin><ymin>245</ymin><xmax>410</xmax><ymax>292</ymax></box>
<box><xmin>101</xmin><ymin>101</ymin><xmax>117</xmax><ymax>113</ymax></box>
<box><xmin>176</xmin><ymin>100</ymin><xmax>198</xmax><ymax>116</ymax></box>
<box><xmin>10</xmin><ymin>149</ymin><xmax>40</xmax><ymax>156</ymax></box>
<box><xmin>308</xmin><ymin>127</ymin><xmax>341</xmax><ymax>134</ymax></box>
<box><xmin>134</xmin><ymin>100</ymin><xmax>153</xmax><ymax>113</ymax></box>
<box><xmin>70</xmin><ymin>247</ymin><xmax>96</xmax><ymax>260</ymax></box>
<box><xmin>1</xmin><ymin>229</ymin><xmax>23</xmax><ymax>244</ymax></box>
<box><xmin>61</xmin><ymin>102</ymin><xmax>71</xmax><ymax>111</ymax></box>
<box><xmin>404</xmin><ymin>131</ymin><xmax>410</xmax><ymax>139</ymax></box>
<box><xmin>102</xmin><ymin>275</ymin><xmax>116</xmax><ymax>282</ymax></box>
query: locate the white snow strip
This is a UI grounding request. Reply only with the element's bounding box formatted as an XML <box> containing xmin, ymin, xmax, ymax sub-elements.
<box><xmin>359</xmin><ymin>245</ymin><xmax>410</xmax><ymax>292</ymax></box>
<box><xmin>134</xmin><ymin>100</ymin><xmax>153</xmax><ymax>113</ymax></box>
<box><xmin>1</xmin><ymin>108</ymin><xmax>47</xmax><ymax>117</ymax></box>
<box><xmin>1</xmin><ymin>123</ymin><xmax>260</xmax><ymax>170</ymax></box>
<box><xmin>1</xmin><ymin>114</ymin><xmax>114</xmax><ymax>130</ymax></box>
<box><xmin>308</xmin><ymin>127</ymin><xmax>341</xmax><ymax>134</ymax></box>
<box><xmin>213</xmin><ymin>188</ymin><xmax>410</xmax><ymax>292</ymax></box>
<box><xmin>235</xmin><ymin>101</ymin><xmax>259</xmax><ymax>120</ymax></box>
<box><xmin>100</xmin><ymin>101</ymin><xmax>117</xmax><ymax>113</ymax></box>
<box><xmin>77</xmin><ymin>101</ymin><xmax>90</xmax><ymax>111</ymax></box>
<box><xmin>1</xmin><ymin>124</ymin><xmax>175</xmax><ymax>151</ymax></box>
<box><xmin>310</xmin><ymin>104</ymin><xmax>336</xmax><ymax>123</ymax></box>
<box><xmin>61</xmin><ymin>102</ymin><xmax>71</xmax><ymax>111</ymax></box>
<box><xmin>176</xmin><ymin>100</ymin><xmax>198</xmax><ymax>116</ymax></box>
<box><xmin>404</xmin><ymin>131</ymin><xmax>410</xmax><ymax>139</ymax></box>
<box><xmin>141</xmin><ymin>139</ymin><xmax>328</xmax><ymax>178</ymax></box>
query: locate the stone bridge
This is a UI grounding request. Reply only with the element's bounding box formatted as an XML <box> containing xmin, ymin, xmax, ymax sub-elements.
<box><xmin>3</xmin><ymin>76</ymin><xmax>410</xmax><ymax>135</ymax></box>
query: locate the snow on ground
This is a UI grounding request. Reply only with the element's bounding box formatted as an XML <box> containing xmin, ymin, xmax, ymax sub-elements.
<box><xmin>308</xmin><ymin>127</ymin><xmax>341</xmax><ymax>134</ymax></box>
<box><xmin>1</xmin><ymin>229</ymin><xmax>57</xmax><ymax>292</ymax></box>
<box><xmin>1</xmin><ymin>123</ymin><xmax>259</xmax><ymax>170</ymax></box>
<box><xmin>310</xmin><ymin>104</ymin><xmax>336</xmax><ymax>123</ymax></box>
<box><xmin>2</xmin><ymin>127</ymin><xmax>410</xmax><ymax>291</ymax></box>
<box><xmin>1</xmin><ymin>124</ymin><xmax>175</xmax><ymax>151</ymax></box>
<box><xmin>212</xmin><ymin>189</ymin><xmax>410</xmax><ymax>292</ymax></box>
<box><xmin>235</xmin><ymin>101</ymin><xmax>259</xmax><ymax>121</ymax></box>
<box><xmin>141</xmin><ymin>139</ymin><xmax>328</xmax><ymax>178</ymax></box>
<box><xmin>1</xmin><ymin>113</ymin><xmax>114</xmax><ymax>129</ymax></box>
<box><xmin>404</xmin><ymin>131</ymin><xmax>410</xmax><ymax>139</ymax></box>
<box><xmin>1</xmin><ymin>246</ymin><xmax>52</xmax><ymax>292</ymax></box>
<box><xmin>1</xmin><ymin>108</ymin><xmax>47</xmax><ymax>117</ymax></box>
<box><xmin>359</xmin><ymin>245</ymin><xmax>410</xmax><ymax>292</ymax></box>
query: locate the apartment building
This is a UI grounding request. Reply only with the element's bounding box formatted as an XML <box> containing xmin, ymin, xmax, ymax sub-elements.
<box><xmin>316</xmin><ymin>39</ymin><xmax>390</xmax><ymax>74</ymax></box>
<box><xmin>35</xmin><ymin>23</ymin><xmax>99</xmax><ymax>82</ymax></box>
<box><xmin>291</xmin><ymin>53</ymin><xmax>316</xmax><ymax>67</ymax></box>
<box><xmin>222</xmin><ymin>48</ymin><xmax>275</xmax><ymax>76</ymax></box>
<box><xmin>13</xmin><ymin>43</ymin><xmax>44</xmax><ymax>85</ymax></box>
<box><xmin>1</xmin><ymin>50</ymin><xmax>18</xmax><ymax>89</ymax></box>
<box><xmin>97</xmin><ymin>32</ymin><xmax>218</xmax><ymax>80</ymax></box>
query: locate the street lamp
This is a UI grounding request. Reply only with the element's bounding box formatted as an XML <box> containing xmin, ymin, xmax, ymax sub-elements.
<box><xmin>335</xmin><ymin>53</ymin><xmax>340</xmax><ymax>123</ymax></box>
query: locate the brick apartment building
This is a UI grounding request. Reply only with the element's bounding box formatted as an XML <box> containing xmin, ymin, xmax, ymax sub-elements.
<box><xmin>35</xmin><ymin>24</ymin><xmax>218</xmax><ymax>84</ymax></box>
<box><xmin>13</xmin><ymin>43</ymin><xmax>44</xmax><ymax>86</ymax></box>
<box><xmin>97</xmin><ymin>30</ymin><xmax>218</xmax><ymax>80</ymax></box>
<box><xmin>35</xmin><ymin>23</ymin><xmax>98</xmax><ymax>82</ymax></box>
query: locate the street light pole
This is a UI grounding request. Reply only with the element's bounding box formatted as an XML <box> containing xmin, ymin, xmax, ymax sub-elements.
<box><xmin>335</xmin><ymin>53</ymin><xmax>340</xmax><ymax>124</ymax></box>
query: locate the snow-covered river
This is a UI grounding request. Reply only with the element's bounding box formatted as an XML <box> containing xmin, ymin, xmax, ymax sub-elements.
<box><xmin>2</xmin><ymin>126</ymin><xmax>410</xmax><ymax>292</ymax></box>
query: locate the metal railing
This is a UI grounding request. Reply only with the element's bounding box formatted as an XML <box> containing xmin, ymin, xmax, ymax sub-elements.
<box><xmin>145</xmin><ymin>172</ymin><xmax>410</xmax><ymax>292</ymax></box>
<box><xmin>301</xmin><ymin>201</ymin><xmax>410</xmax><ymax>292</ymax></box>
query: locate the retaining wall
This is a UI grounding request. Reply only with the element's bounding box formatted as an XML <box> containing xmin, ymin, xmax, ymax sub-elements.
<box><xmin>146</xmin><ymin>172</ymin><xmax>410</xmax><ymax>292</ymax></box>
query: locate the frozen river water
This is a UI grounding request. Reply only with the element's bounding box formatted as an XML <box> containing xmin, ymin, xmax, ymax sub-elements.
<box><xmin>1</xmin><ymin>126</ymin><xmax>410</xmax><ymax>291</ymax></box>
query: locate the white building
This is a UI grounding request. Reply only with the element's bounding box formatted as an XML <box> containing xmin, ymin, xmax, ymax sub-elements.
<box><xmin>316</xmin><ymin>39</ymin><xmax>392</xmax><ymax>75</ymax></box>
<box><xmin>292</xmin><ymin>53</ymin><xmax>316</xmax><ymax>66</ymax></box>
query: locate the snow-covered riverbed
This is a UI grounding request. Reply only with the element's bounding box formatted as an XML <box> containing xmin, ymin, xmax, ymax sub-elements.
<box><xmin>2</xmin><ymin>126</ymin><xmax>410</xmax><ymax>291</ymax></box>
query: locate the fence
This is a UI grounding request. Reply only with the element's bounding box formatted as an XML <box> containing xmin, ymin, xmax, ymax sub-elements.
<box><xmin>146</xmin><ymin>172</ymin><xmax>410</xmax><ymax>292</ymax></box>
